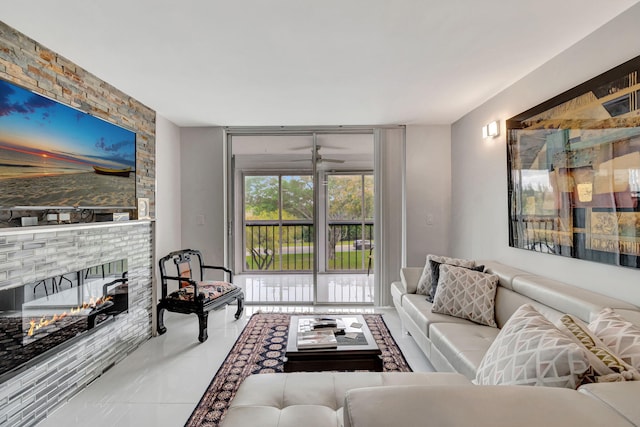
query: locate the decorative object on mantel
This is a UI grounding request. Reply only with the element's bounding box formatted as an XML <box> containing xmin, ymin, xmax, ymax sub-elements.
<box><xmin>137</xmin><ymin>197</ymin><xmax>150</xmax><ymax>219</ymax></box>
<box><xmin>184</xmin><ymin>312</ymin><xmax>411</xmax><ymax>427</ymax></box>
<box><xmin>506</xmin><ymin>55</ymin><xmax>640</xmax><ymax>269</ymax></box>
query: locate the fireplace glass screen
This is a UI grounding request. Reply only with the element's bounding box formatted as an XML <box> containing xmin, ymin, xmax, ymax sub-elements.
<box><xmin>0</xmin><ymin>259</ymin><xmax>128</xmax><ymax>381</ymax></box>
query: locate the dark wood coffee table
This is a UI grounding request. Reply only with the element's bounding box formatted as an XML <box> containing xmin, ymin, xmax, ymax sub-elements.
<box><xmin>284</xmin><ymin>314</ymin><xmax>383</xmax><ymax>372</ymax></box>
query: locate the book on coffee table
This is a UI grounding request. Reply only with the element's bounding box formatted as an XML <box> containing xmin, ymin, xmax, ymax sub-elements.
<box><xmin>298</xmin><ymin>317</ymin><xmax>346</xmax><ymax>334</ymax></box>
<box><xmin>296</xmin><ymin>329</ymin><xmax>338</xmax><ymax>350</ymax></box>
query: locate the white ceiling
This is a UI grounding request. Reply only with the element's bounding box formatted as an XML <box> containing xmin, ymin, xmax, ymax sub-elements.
<box><xmin>2</xmin><ymin>1</ymin><xmax>639</xmax><ymax>127</ymax></box>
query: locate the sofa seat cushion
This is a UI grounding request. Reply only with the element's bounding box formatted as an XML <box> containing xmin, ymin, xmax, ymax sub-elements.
<box><xmin>429</xmin><ymin>322</ymin><xmax>500</xmax><ymax>379</ymax></box>
<box><xmin>402</xmin><ymin>293</ymin><xmax>476</xmax><ymax>338</ymax></box>
<box><xmin>222</xmin><ymin>372</ymin><xmax>472</xmax><ymax>427</ymax></box>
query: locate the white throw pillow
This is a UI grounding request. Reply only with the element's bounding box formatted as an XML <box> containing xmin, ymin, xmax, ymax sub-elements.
<box><xmin>474</xmin><ymin>304</ymin><xmax>590</xmax><ymax>388</ymax></box>
<box><xmin>558</xmin><ymin>314</ymin><xmax>640</xmax><ymax>383</ymax></box>
<box><xmin>415</xmin><ymin>254</ymin><xmax>475</xmax><ymax>296</ymax></box>
<box><xmin>588</xmin><ymin>308</ymin><xmax>640</xmax><ymax>371</ymax></box>
<box><xmin>431</xmin><ymin>264</ymin><xmax>498</xmax><ymax>327</ymax></box>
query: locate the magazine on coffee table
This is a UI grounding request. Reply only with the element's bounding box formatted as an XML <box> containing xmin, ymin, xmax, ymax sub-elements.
<box><xmin>296</xmin><ymin>329</ymin><xmax>338</xmax><ymax>350</ymax></box>
<box><xmin>298</xmin><ymin>317</ymin><xmax>346</xmax><ymax>334</ymax></box>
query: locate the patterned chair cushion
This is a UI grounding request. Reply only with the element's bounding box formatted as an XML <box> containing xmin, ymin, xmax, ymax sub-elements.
<box><xmin>431</xmin><ymin>264</ymin><xmax>498</xmax><ymax>327</ymax></box>
<box><xmin>167</xmin><ymin>281</ymin><xmax>237</xmax><ymax>303</ymax></box>
<box><xmin>588</xmin><ymin>308</ymin><xmax>640</xmax><ymax>371</ymax></box>
<box><xmin>416</xmin><ymin>254</ymin><xmax>475</xmax><ymax>296</ymax></box>
<box><xmin>474</xmin><ymin>304</ymin><xmax>590</xmax><ymax>389</ymax></box>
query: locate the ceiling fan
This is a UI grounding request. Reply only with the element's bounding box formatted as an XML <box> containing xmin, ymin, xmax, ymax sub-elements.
<box><xmin>292</xmin><ymin>145</ymin><xmax>345</xmax><ymax>164</ymax></box>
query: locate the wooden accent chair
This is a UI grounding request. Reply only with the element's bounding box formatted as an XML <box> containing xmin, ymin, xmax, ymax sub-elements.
<box><xmin>157</xmin><ymin>249</ymin><xmax>244</xmax><ymax>342</ymax></box>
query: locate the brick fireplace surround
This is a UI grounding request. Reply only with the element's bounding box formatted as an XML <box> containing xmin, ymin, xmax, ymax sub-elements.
<box><xmin>0</xmin><ymin>21</ymin><xmax>157</xmax><ymax>427</ymax></box>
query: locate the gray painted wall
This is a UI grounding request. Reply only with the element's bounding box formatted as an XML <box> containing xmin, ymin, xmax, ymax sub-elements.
<box><xmin>405</xmin><ymin>125</ymin><xmax>452</xmax><ymax>267</ymax></box>
<box><xmin>155</xmin><ymin>115</ymin><xmax>182</xmax><ymax>286</ymax></box>
<box><xmin>179</xmin><ymin>127</ymin><xmax>226</xmax><ymax>266</ymax></box>
<box><xmin>451</xmin><ymin>4</ymin><xmax>640</xmax><ymax>306</ymax></box>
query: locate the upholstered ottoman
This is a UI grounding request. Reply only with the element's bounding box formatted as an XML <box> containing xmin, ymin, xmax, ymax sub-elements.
<box><xmin>220</xmin><ymin>371</ymin><xmax>471</xmax><ymax>427</ymax></box>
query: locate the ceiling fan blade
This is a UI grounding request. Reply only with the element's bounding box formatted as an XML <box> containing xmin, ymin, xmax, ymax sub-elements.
<box><xmin>291</xmin><ymin>144</ymin><xmax>345</xmax><ymax>151</ymax></box>
<box><xmin>288</xmin><ymin>158</ymin><xmax>345</xmax><ymax>163</ymax></box>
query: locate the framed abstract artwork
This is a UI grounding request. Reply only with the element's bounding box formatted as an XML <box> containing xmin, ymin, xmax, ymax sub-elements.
<box><xmin>507</xmin><ymin>55</ymin><xmax>640</xmax><ymax>269</ymax></box>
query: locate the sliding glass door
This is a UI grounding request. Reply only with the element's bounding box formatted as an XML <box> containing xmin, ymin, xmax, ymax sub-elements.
<box><xmin>229</xmin><ymin>131</ymin><xmax>375</xmax><ymax>304</ymax></box>
<box><xmin>325</xmin><ymin>173</ymin><xmax>374</xmax><ymax>272</ymax></box>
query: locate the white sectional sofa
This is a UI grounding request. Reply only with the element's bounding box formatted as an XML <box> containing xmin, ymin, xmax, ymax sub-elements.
<box><xmin>221</xmin><ymin>259</ymin><xmax>640</xmax><ymax>427</ymax></box>
<box><xmin>391</xmin><ymin>260</ymin><xmax>640</xmax><ymax>380</ymax></box>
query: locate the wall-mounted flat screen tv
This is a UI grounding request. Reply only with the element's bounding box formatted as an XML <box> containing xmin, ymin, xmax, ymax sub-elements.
<box><xmin>0</xmin><ymin>78</ymin><xmax>136</xmax><ymax>209</ymax></box>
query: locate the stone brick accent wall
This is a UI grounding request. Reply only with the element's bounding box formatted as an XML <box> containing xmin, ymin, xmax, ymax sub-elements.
<box><xmin>0</xmin><ymin>21</ymin><xmax>156</xmax><ymax>217</ymax></box>
<box><xmin>0</xmin><ymin>21</ymin><xmax>157</xmax><ymax>427</ymax></box>
<box><xmin>0</xmin><ymin>222</ymin><xmax>153</xmax><ymax>426</ymax></box>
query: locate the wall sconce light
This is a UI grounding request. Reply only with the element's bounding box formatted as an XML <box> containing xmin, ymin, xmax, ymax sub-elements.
<box><xmin>482</xmin><ymin>120</ymin><xmax>500</xmax><ymax>138</ymax></box>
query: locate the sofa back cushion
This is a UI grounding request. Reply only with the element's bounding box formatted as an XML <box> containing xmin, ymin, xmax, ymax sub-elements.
<box><xmin>486</xmin><ymin>262</ymin><xmax>639</xmax><ymax>327</ymax></box>
<box><xmin>481</xmin><ymin>261</ymin><xmax>529</xmax><ymax>291</ymax></box>
<box><xmin>511</xmin><ymin>275</ymin><xmax>637</xmax><ymax>322</ymax></box>
<box><xmin>494</xmin><ymin>287</ymin><xmax>565</xmax><ymax>329</ymax></box>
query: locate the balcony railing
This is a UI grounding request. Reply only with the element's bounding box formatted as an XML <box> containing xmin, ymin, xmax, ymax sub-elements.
<box><xmin>244</xmin><ymin>221</ymin><xmax>373</xmax><ymax>272</ymax></box>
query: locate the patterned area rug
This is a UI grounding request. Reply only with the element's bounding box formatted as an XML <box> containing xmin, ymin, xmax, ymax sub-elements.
<box><xmin>184</xmin><ymin>312</ymin><xmax>412</xmax><ymax>427</ymax></box>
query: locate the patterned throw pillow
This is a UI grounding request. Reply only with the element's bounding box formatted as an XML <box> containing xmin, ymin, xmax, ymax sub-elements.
<box><xmin>474</xmin><ymin>304</ymin><xmax>590</xmax><ymax>388</ymax></box>
<box><xmin>416</xmin><ymin>254</ymin><xmax>475</xmax><ymax>295</ymax></box>
<box><xmin>558</xmin><ymin>314</ymin><xmax>640</xmax><ymax>383</ymax></box>
<box><xmin>431</xmin><ymin>264</ymin><xmax>498</xmax><ymax>327</ymax></box>
<box><xmin>588</xmin><ymin>308</ymin><xmax>640</xmax><ymax>371</ymax></box>
<box><xmin>426</xmin><ymin>259</ymin><xmax>485</xmax><ymax>303</ymax></box>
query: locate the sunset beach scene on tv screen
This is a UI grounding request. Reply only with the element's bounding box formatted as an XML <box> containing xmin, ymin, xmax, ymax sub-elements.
<box><xmin>0</xmin><ymin>79</ymin><xmax>136</xmax><ymax>208</ymax></box>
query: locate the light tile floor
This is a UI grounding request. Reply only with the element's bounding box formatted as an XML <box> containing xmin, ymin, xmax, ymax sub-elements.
<box><xmin>36</xmin><ymin>305</ymin><xmax>433</xmax><ymax>427</ymax></box>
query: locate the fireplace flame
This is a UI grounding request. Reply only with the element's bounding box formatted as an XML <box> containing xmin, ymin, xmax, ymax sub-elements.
<box><xmin>27</xmin><ymin>295</ymin><xmax>113</xmax><ymax>337</ymax></box>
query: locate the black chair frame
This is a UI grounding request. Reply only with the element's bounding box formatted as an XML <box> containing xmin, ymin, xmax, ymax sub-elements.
<box><xmin>157</xmin><ymin>249</ymin><xmax>244</xmax><ymax>342</ymax></box>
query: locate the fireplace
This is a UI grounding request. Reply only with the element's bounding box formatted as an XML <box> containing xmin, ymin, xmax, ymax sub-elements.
<box><xmin>0</xmin><ymin>259</ymin><xmax>128</xmax><ymax>382</ymax></box>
